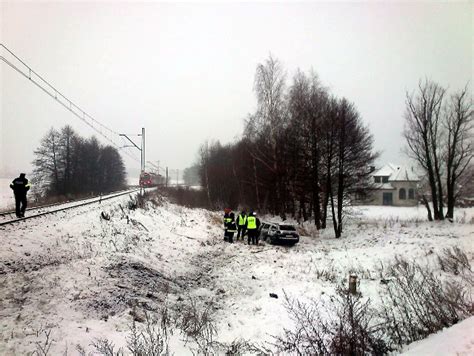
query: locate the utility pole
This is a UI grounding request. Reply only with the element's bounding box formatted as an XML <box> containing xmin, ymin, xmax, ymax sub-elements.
<box><xmin>119</xmin><ymin>128</ymin><xmax>145</xmax><ymax>173</ymax></box>
<box><xmin>120</xmin><ymin>128</ymin><xmax>145</xmax><ymax>194</ymax></box>
<box><xmin>141</xmin><ymin>127</ymin><xmax>145</xmax><ymax>172</ymax></box>
<box><xmin>176</xmin><ymin>169</ymin><xmax>179</xmax><ymax>186</ymax></box>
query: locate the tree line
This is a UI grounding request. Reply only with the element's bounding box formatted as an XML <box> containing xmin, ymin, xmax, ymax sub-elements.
<box><xmin>403</xmin><ymin>80</ymin><xmax>473</xmax><ymax>220</ymax></box>
<box><xmin>197</xmin><ymin>56</ymin><xmax>377</xmax><ymax>237</ymax></box>
<box><xmin>33</xmin><ymin>125</ymin><xmax>127</xmax><ymax>197</ymax></box>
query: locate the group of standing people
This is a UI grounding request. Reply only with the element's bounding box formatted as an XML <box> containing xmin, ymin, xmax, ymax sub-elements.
<box><xmin>223</xmin><ymin>209</ymin><xmax>261</xmax><ymax>245</ymax></box>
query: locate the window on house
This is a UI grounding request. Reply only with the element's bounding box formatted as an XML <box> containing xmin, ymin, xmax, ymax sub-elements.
<box><xmin>382</xmin><ymin>176</ymin><xmax>389</xmax><ymax>183</ymax></box>
<box><xmin>408</xmin><ymin>188</ymin><xmax>415</xmax><ymax>199</ymax></box>
<box><xmin>374</xmin><ymin>176</ymin><xmax>381</xmax><ymax>183</ymax></box>
<box><xmin>399</xmin><ymin>188</ymin><xmax>406</xmax><ymax>200</ymax></box>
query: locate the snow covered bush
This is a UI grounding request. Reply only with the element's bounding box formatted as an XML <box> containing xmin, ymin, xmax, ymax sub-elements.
<box><xmin>89</xmin><ymin>338</ymin><xmax>123</xmax><ymax>356</ymax></box>
<box><xmin>176</xmin><ymin>297</ymin><xmax>218</xmax><ymax>354</ymax></box>
<box><xmin>380</xmin><ymin>256</ymin><xmax>473</xmax><ymax>347</ymax></box>
<box><xmin>126</xmin><ymin>314</ymin><xmax>171</xmax><ymax>356</ymax></box>
<box><xmin>86</xmin><ymin>312</ymin><xmax>171</xmax><ymax>356</ymax></box>
<box><xmin>275</xmin><ymin>289</ymin><xmax>390</xmax><ymax>355</ymax></box>
<box><xmin>438</xmin><ymin>246</ymin><xmax>471</xmax><ymax>275</ymax></box>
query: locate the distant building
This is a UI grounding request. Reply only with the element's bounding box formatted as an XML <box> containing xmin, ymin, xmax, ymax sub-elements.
<box><xmin>368</xmin><ymin>163</ymin><xmax>419</xmax><ymax>206</ymax></box>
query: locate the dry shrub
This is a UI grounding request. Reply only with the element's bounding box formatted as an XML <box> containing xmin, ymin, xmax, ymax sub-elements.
<box><xmin>218</xmin><ymin>338</ymin><xmax>270</xmax><ymax>355</ymax></box>
<box><xmin>90</xmin><ymin>338</ymin><xmax>124</xmax><ymax>356</ymax></box>
<box><xmin>278</xmin><ymin>255</ymin><xmax>473</xmax><ymax>354</ymax></box>
<box><xmin>176</xmin><ymin>297</ymin><xmax>218</xmax><ymax>354</ymax></box>
<box><xmin>314</xmin><ymin>265</ymin><xmax>338</xmax><ymax>282</ymax></box>
<box><xmin>127</xmin><ymin>312</ymin><xmax>171</xmax><ymax>356</ymax></box>
<box><xmin>32</xmin><ymin>329</ymin><xmax>54</xmax><ymax>356</ymax></box>
<box><xmin>208</xmin><ymin>213</ymin><xmax>223</xmax><ymax>227</ymax></box>
<box><xmin>296</xmin><ymin>224</ymin><xmax>312</xmax><ymax>237</ymax></box>
<box><xmin>381</xmin><ymin>256</ymin><xmax>473</xmax><ymax>347</ymax></box>
<box><xmin>90</xmin><ymin>311</ymin><xmax>171</xmax><ymax>356</ymax></box>
<box><xmin>274</xmin><ymin>289</ymin><xmax>389</xmax><ymax>355</ymax></box>
<box><xmin>162</xmin><ymin>186</ymin><xmax>210</xmax><ymax>208</ymax></box>
<box><xmin>438</xmin><ymin>246</ymin><xmax>471</xmax><ymax>275</ymax></box>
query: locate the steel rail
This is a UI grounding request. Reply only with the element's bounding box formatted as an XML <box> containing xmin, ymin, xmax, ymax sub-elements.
<box><xmin>0</xmin><ymin>189</ymin><xmax>140</xmax><ymax>228</ymax></box>
<box><xmin>0</xmin><ymin>188</ymin><xmax>138</xmax><ymax>218</ymax></box>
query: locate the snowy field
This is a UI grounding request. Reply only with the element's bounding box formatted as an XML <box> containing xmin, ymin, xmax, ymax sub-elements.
<box><xmin>350</xmin><ymin>204</ymin><xmax>474</xmax><ymax>224</ymax></box>
<box><xmin>0</xmin><ymin>178</ymin><xmax>15</xmax><ymax>210</ymax></box>
<box><xmin>0</xmin><ymin>195</ymin><xmax>473</xmax><ymax>355</ymax></box>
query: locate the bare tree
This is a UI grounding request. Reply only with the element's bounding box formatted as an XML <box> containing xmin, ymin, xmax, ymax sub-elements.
<box><xmin>288</xmin><ymin>70</ymin><xmax>328</xmax><ymax>228</ymax></box>
<box><xmin>182</xmin><ymin>164</ymin><xmax>200</xmax><ymax>187</ymax></box>
<box><xmin>194</xmin><ymin>56</ymin><xmax>377</xmax><ymax>233</ymax></box>
<box><xmin>331</xmin><ymin>98</ymin><xmax>377</xmax><ymax>238</ymax></box>
<box><xmin>404</xmin><ymin>79</ymin><xmax>446</xmax><ymax>220</ymax></box>
<box><xmin>444</xmin><ymin>85</ymin><xmax>473</xmax><ymax>218</ymax></box>
<box><xmin>33</xmin><ymin>126</ymin><xmax>127</xmax><ymax>197</ymax></box>
<box><xmin>246</xmin><ymin>54</ymin><xmax>288</xmax><ymax>216</ymax></box>
<box><xmin>58</xmin><ymin>125</ymin><xmax>77</xmax><ymax>195</ymax></box>
<box><xmin>98</xmin><ymin>145</ymin><xmax>127</xmax><ymax>192</ymax></box>
<box><xmin>198</xmin><ymin>141</ymin><xmax>213</xmax><ymax>208</ymax></box>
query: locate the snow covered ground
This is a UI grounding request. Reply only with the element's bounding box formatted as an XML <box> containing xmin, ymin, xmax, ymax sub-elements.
<box><xmin>0</xmin><ymin>196</ymin><xmax>473</xmax><ymax>355</ymax></box>
<box><xmin>0</xmin><ymin>178</ymin><xmax>15</xmax><ymax>210</ymax></box>
<box><xmin>400</xmin><ymin>315</ymin><xmax>474</xmax><ymax>356</ymax></box>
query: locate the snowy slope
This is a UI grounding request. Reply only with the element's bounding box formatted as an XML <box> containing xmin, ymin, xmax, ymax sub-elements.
<box><xmin>0</xmin><ymin>178</ymin><xmax>14</xmax><ymax>210</ymax></box>
<box><xmin>0</xmin><ymin>196</ymin><xmax>473</xmax><ymax>355</ymax></box>
<box><xmin>401</xmin><ymin>315</ymin><xmax>474</xmax><ymax>356</ymax></box>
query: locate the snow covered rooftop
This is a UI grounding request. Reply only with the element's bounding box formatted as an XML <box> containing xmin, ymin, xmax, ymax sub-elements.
<box><xmin>373</xmin><ymin>163</ymin><xmax>419</xmax><ymax>182</ymax></box>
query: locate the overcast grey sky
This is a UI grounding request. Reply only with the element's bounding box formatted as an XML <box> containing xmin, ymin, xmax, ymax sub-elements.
<box><xmin>1</xmin><ymin>1</ymin><xmax>472</xmax><ymax>178</ymax></box>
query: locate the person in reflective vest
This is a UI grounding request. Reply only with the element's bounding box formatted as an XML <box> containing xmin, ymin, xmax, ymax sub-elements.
<box><xmin>246</xmin><ymin>211</ymin><xmax>261</xmax><ymax>245</ymax></box>
<box><xmin>9</xmin><ymin>173</ymin><xmax>31</xmax><ymax>218</ymax></box>
<box><xmin>236</xmin><ymin>210</ymin><xmax>247</xmax><ymax>241</ymax></box>
<box><xmin>225</xmin><ymin>212</ymin><xmax>237</xmax><ymax>243</ymax></box>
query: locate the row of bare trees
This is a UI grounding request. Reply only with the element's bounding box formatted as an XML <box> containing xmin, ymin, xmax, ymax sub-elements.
<box><xmin>404</xmin><ymin>80</ymin><xmax>473</xmax><ymax>220</ymax></box>
<box><xmin>33</xmin><ymin>125</ymin><xmax>127</xmax><ymax>197</ymax></box>
<box><xmin>198</xmin><ymin>56</ymin><xmax>377</xmax><ymax>237</ymax></box>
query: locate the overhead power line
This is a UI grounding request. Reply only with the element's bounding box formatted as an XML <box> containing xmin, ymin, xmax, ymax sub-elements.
<box><xmin>0</xmin><ymin>43</ymin><xmax>141</xmax><ymax>164</ymax></box>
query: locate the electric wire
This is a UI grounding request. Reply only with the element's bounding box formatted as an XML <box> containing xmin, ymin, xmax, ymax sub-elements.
<box><xmin>0</xmin><ymin>44</ymin><xmax>141</xmax><ymax>164</ymax></box>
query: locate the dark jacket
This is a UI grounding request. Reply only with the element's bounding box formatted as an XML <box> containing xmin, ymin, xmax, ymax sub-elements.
<box><xmin>10</xmin><ymin>176</ymin><xmax>30</xmax><ymax>196</ymax></box>
<box><xmin>227</xmin><ymin>220</ymin><xmax>237</xmax><ymax>233</ymax></box>
<box><xmin>223</xmin><ymin>213</ymin><xmax>232</xmax><ymax>228</ymax></box>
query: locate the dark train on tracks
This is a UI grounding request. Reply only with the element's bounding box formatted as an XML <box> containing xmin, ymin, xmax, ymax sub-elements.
<box><xmin>139</xmin><ymin>172</ymin><xmax>165</xmax><ymax>187</ymax></box>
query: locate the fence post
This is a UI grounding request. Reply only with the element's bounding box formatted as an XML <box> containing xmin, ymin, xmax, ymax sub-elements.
<box><xmin>349</xmin><ymin>275</ymin><xmax>357</xmax><ymax>294</ymax></box>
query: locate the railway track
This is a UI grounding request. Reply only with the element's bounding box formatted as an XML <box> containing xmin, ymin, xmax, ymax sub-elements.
<box><xmin>0</xmin><ymin>188</ymin><xmax>140</xmax><ymax>227</ymax></box>
<box><xmin>0</xmin><ymin>188</ymin><xmax>137</xmax><ymax>218</ymax></box>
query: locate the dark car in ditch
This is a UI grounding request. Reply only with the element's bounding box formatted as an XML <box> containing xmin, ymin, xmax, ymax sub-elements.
<box><xmin>259</xmin><ymin>222</ymin><xmax>300</xmax><ymax>245</ymax></box>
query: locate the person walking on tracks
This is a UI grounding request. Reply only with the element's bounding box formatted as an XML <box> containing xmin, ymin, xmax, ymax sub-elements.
<box><xmin>236</xmin><ymin>210</ymin><xmax>247</xmax><ymax>241</ymax></box>
<box><xmin>10</xmin><ymin>173</ymin><xmax>31</xmax><ymax>218</ymax></box>
<box><xmin>246</xmin><ymin>211</ymin><xmax>261</xmax><ymax>245</ymax></box>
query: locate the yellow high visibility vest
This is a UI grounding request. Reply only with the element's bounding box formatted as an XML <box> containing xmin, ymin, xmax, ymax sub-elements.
<box><xmin>247</xmin><ymin>216</ymin><xmax>257</xmax><ymax>229</ymax></box>
<box><xmin>238</xmin><ymin>214</ymin><xmax>246</xmax><ymax>225</ymax></box>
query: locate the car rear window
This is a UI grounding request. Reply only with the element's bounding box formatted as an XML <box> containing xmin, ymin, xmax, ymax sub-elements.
<box><xmin>279</xmin><ymin>225</ymin><xmax>296</xmax><ymax>231</ymax></box>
